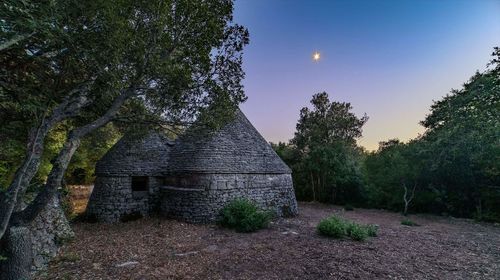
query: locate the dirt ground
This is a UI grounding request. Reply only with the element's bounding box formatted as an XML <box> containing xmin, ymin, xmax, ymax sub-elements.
<box><xmin>37</xmin><ymin>202</ymin><xmax>500</xmax><ymax>280</ymax></box>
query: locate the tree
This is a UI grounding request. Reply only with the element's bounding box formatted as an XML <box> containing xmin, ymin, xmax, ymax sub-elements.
<box><xmin>419</xmin><ymin>57</ymin><xmax>500</xmax><ymax>219</ymax></box>
<box><xmin>364</xmin><ymin>140</ymin><xmax>422</xmax><ymax>215</ymax></box>
<box><xmin>1</xmin><ymin>0</ymin><xmax>248</xmax><ymax>277</ymax></box>
<box><xmin>363</xmin><ymin>47</ymin><xmax>500</xmax><ymax>219</ymax></box>
<box><xmin>292</xmin><ymin>92</ymin><xmax>368</xmax><ymax>150</ymax></box>
<box><xmin>289</xmin><ymin>92</ymin><xmax>368</xmax><ymax>203</ymax></box>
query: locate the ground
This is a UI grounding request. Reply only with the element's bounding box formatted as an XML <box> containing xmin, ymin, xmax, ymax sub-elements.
<box><xmin>37</xmin><ymin>202</ymin><xmax>500</xmax><ymax>280</ymax></box>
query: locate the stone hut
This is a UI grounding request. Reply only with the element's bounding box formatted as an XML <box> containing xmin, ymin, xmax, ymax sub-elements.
<box><xmin>86</xmin><ymin>110</ymin><xmax>298</xmax><ymax>223</ymax></box>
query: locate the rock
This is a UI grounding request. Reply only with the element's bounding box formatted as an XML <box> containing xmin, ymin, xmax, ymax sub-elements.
<box><xmin>174</xmin><ymin>251</ymin><xmax>199</xmax><ymax>257</ymax></box>
<box><xmin>116</xmin><ymin>261</ymin><xmax>139</xmax><ymax>267</ymax></box>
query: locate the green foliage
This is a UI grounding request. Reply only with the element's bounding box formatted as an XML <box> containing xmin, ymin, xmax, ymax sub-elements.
<box><xmin>359</xmin><ymin>48</ymin><xmax>500</xmax><ymax>222</ymax></box>
<box><xmin>1</xmin><ymin>0</ymin><xmax>249</xmax><ymax>212</ymax></box>
<box><xmin>271</xmin><ymin>48</ymin><xmax>499</xmax><ymax>222</ymax></box>
<box><xmin>0</xmin><ymin>254</ymin><xmax>7</xmax><ymax>261</ymax></box>
<box><xmin>65</xmin><ymin>124</ymin><xmax>121</xmax><ymax>184</ymax></box>
<box><xmin>317</xmin><ymin>215</ymin><xmax>377</xmax><ymax>241</ymax></box>
<box><xmin>317</xmin><ymin>216</ymin><xmax>347</xmax><ymax>238</ymax></box>
<box><xmin>272</xmin><ymin>92</ymin><xmax>368</xmax><ymax>204</ymax></box>
<box><xmin>220</xmin><ymin>199</ymin><xmax>271</xmax><ymax>233</ymax></box>
<box><xmin>365</xmin><ymin>224</ymin><xmax>379</xmax><ymax>237</ymax></box>
<box><xmin>347</xmin><ymin>223</ymin><xmax>369</xmax><ymax>241</ymax></box>
<box><xmin>0</xmin><ymin>122</ymin><xmax>121</xmax><ymax>191</ymax></box>
<box><xmin>401</xmin><ymin>219</ymin><xmax>419</xmax><ymax>226</ymax></box>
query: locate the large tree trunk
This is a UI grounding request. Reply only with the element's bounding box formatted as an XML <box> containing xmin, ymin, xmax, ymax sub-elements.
<box><xmin>19</xmin><ymin>89</ymin><xmax>133</xmax><ymax>224</ymax></box>
<box><xmin>0</xmin><ymin>92</ymin><xmax>90</xmax><ymax>241</ymax></box>
<box><xmin>0</xmin><ymin>227</ymin><xmax>32</xmax><ymax>280</ymax></box>
<box><xmin>1</xmin><ymin>196</ymin><xmax>73</xmax><ymax>280</ymax></box>
<box><xmin>1</xmin><ymin>90</ymin><xmax>132</xmax><ymax>279</ymax></box>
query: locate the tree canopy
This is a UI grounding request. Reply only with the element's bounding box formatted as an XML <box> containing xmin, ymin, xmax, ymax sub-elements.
<box><xmin>0</xmin><ymin>0</ymin><xmax>250</xmax><ymax>263</ymax></box>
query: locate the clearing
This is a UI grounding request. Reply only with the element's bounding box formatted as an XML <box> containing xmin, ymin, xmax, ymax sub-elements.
<box><xmin>37</xmin><ymin>202</ymin><xmax>500</xmax><ymax>279</ymax></box>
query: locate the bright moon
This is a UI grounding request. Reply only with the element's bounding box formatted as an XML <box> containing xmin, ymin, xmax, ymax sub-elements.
<box><xmin>313</xmin><ymin>52</ymin><xmax>321</xmax><ymax>61</ymax></box>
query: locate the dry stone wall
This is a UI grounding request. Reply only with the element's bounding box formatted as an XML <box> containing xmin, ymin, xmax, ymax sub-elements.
<box><xmin>0</xmin><ymin>196</ymin><xmax>73</xmax><ymax>279</ymax></box>
<box><xmin>87</xmin><ymin>110</ymin><xmax>299</xmax><ymax>224</ymax></box>
<box><xmin>86</xmin><ymin>176</ymin><xmax>163</xmax><ymax>222</ymax></box>
<box><xmin>161</xmin><ymin>173</ymin><xmax>298</xmax><ymax>223</ymax></box>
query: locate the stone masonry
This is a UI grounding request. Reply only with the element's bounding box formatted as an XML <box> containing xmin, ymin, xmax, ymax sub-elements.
<box><xmin>86</xmin><ymin>109</ymin><xmax>298</xmax><ymax>223</ymax></box>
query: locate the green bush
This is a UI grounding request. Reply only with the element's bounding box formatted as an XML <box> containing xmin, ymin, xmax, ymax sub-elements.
<box><xmin>317</xmin><ymin>215</ymin><xmax>378</xmax><ymax>241</ymax></box>
<box><xmin>401</xmin><ymin>219</ymin><xmax>419</xmax><ymax>226</ymax></box>
<box><xmin>349</xmin><ymin>224</ymin><xmax>368</xmax><ymax>241</ymax></box>
<box><xmin>365</xmin><ymin>224</ymin><xmax>379</xmax><ymax>237</ymax></box>
<box><xmin>220</xmin><ymin>199</ymin><xmax>271</xmax><ymax>233</ymax></box>
<box><xmin>317</xmin><ymin>216</ymin><xmax>347</xmax><ymax>238</ymax></box>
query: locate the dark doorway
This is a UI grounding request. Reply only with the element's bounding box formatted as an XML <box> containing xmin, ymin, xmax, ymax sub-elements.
<box><xmin>131</xmin><ymin>176</ymin><xmax>148</xmax><ymax>192</ymax></box>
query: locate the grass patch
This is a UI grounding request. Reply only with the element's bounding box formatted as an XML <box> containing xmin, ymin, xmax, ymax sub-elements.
<box><xmin>401</xmin><ymin>219</ymin><xmax>419</xmax><ymax>226</ymax></box>
<box><xmin>317</xmin><ymin>215</ymin><xmax>378</xmax><ymax>241</ymax></box>
<box><xmin>220</xmin><ymin>198</ymin><xmax>272</xmax><ymax>233</ymax></box>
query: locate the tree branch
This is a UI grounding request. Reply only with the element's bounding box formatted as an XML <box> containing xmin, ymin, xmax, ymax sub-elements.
<box><xmin>0</xmin><ymin>33</ymin><xmax>35</xmax><ymax>52</ymax></box>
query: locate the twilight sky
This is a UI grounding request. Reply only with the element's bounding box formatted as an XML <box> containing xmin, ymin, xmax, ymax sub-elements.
<box><xmin>233</xmin><ymin>0</ymin><xmax>500</xmax><ymax>151</ymax></box>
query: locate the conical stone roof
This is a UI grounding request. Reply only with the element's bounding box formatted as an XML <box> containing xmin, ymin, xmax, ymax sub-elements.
<box><xmin>96</xmin><ymin>132</ymin><xmax>173</xmax><ymax>176</ymax></box>
<box><xmin>167</xmin><ymin>110</ymin><xmax>291</xmax><ymax>174</ymax></box>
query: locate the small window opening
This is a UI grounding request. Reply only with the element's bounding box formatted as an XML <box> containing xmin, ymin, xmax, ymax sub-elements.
<box><xmin>131</xmin><ymin>176</ymin><xmax>148</xmax><ymax>192</ymax></box>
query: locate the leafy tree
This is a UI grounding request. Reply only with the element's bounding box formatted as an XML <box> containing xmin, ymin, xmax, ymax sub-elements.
<box><xmin>363</xmin><ymin>139</ymin><xmax>423</xmax><ymax>215</ymax></box>
<box><xmin>363</xmin><ymin>47</ymin><xmax>500</xmax><ymax>220</ymax></box>
<box><xmin>1</xmin><ymin>0</ymin><xmax>248</xmax><ymax>277</ymax></box>
<box><xmin>292</xmin><ymin>92</ymin><xmax>368</xmax><ymax>149</ymax></box>
<box><xmin>287</xmin><ymin>92</ymin><xmax>368</xmax><ymax>203</ymax></box>
<box><xmin>418</xmin><ymin>60</ymin><xmax>499</xmax><ymax>219</ymax></box>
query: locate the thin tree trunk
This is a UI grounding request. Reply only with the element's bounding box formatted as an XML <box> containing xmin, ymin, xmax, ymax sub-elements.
<box><xmin>402</xmin><ymin>181</ymin><xmax>417</xmax><ymax>216</ymax></box>
<box><xmin>317</xmin><ymin>175</ymin><xmax>321</xmax><ymax>202</ymax></box>
<box><xmin>310</xmin><ymin>172</ymin><xmax>316</xmax><ymax>201</ymax></box>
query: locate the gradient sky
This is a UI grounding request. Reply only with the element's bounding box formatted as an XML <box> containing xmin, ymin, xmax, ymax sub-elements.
<box><xmin>233</xmin><ymin>0</ymin><xmax>500</xmax><ymax>150</ymax></box>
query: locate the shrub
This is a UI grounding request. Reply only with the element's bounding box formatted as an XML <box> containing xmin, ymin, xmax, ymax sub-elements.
<box><xmin>349</xmin><ymin>224</ymin><xmax>368</xmax><ymax>241</ymax></box>
<box><xmin>365</xmin><ymin>224</ymin><xmax>379</xmax><ymax>237</ymax></box>
<box><xmin>317</xmin><ymin>216</ymin><xmax>347</xmax><ymax>238</ymax></box>
<box><xmin>220</xmin><ymin>199</ymin><xmax>271</xmax><ymax>233</ymax></box>
<box><xmin>317</xmin><ymin>215</ymin><xmax>378</xmax><ymax>241</ymax></box>
<box><xmin>401</xmin><ymin>219</ymin><xmax>419</xmax><ymax>226</ymax></box>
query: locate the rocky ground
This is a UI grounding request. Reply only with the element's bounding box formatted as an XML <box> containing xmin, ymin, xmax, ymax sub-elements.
<box><xmin>37</xmin><ymin>202</ymin><xmax>500</xmax><ymax>280</ymax></box>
